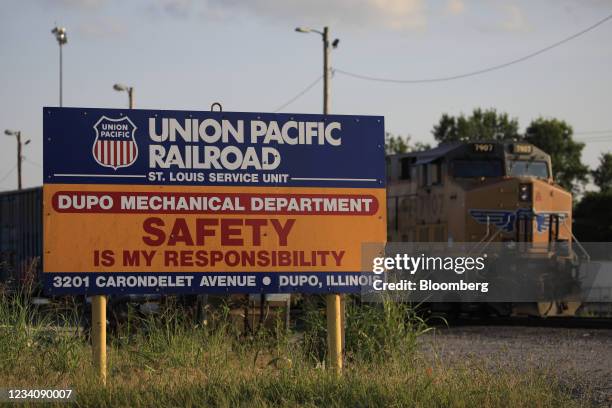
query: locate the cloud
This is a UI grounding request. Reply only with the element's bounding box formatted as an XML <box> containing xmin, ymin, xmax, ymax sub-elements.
<box><xmin>150</xmin><ymin>0</ymin><xmax>427</xmax><ymax>31</ymax></box>
<box><xmin>158</xmin><ymin>0</ymin><xmax>193</xmax><ymax>18</ymax></box>
<box><xmin>500</xmin><ymin>4</ymin><xmax>529</xmax><ymax>32</ymax></box>
<box><xmin>446</xmin><ymin>0</ymin><xmax>464</xmax><ymax>15</ymax></box>
<box><xmin>76</xmin><ymin>16</ymin><xmax>127</xmax><ymax>38</ymax></box>
<box><xmin>47</xmin><ymin>0</ymin><xmax>109</xmax><ymax>9</ymax></box>
<box><xmin>44</xmin><ymin>0</ymin><xmax>430</xmax><ymax>31</ymax></box>
<box><xmin>366</xmin><ymin>0</ymin><xmax>427</xmax><ymax>30</ymax></box>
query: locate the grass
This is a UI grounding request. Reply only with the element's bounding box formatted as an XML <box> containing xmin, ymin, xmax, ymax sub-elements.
<box><xmin>0</xmin><ymin>292</ymin><xmax>585</xmax><ymax>407</ymax></box>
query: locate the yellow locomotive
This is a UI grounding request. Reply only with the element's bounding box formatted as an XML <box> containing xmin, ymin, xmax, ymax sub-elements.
<box><xmin>386</xmin><ymin>141</ymin><xmax>581</xmax><ymax>316</ymax></box>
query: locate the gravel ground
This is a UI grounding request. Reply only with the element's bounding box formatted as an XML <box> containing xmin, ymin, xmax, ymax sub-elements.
<box><xmin>419</xmin><ymin>325</ymin><xmax>612</xmax><ymax>406</ymax></box>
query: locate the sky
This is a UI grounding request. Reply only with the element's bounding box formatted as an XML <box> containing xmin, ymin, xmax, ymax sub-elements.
<box><xmin>0</xmin><ymin>0</ymin><xmax>611</xmax><ymax>191</ymax></box>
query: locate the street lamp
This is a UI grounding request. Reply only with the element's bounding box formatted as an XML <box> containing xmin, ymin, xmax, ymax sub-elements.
<box><xmin>4</xmin><ymin>129</ymin><xmax>31</xmax><ymax>190</ymax></box>
<box><xmin>295</xmin><ymin>27</ymin><xmax>316</xmax><ymax>34</ymax></box>
<box><xmin>295</xmin><ymin>26</ymin><xmax>339</xmax><ymax>114</ymax></box>
<box><xmin>113</xmin><ymin>83</ymin><xmax>134</xmax><ymax>109</ymax></box>
<box><xmin>51</xmin><ymin>26</ymin><xmax>68</xmax><ymax>107</ymax></box>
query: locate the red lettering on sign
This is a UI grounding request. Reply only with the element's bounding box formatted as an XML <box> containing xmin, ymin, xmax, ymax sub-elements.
<box><xmin>142</xmin><ymin>217</ymin><xmax>296</xmax><ymax>247</ymax></box>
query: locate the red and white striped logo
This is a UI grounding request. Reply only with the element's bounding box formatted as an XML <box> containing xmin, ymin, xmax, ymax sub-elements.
<box><xmin>92</xmin><ymin>116</ymin><xmax>138</xmax><ymax>170</ymax></box>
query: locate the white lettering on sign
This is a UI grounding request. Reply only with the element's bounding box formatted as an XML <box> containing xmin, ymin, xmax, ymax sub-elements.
<box><xmin>147</xmin><ymin>118</ymin><xmax>342</xmax><ymax>171</ymax></box>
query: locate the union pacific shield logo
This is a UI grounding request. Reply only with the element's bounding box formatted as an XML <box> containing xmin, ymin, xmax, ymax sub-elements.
<box><xmin>92</xmin><ymin>116</ymin><xmax>138</xmax><ymax>170</ymax></box>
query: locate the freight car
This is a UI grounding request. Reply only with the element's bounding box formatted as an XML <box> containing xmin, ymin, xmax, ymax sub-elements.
<box><xmin>0</xmin><ymin>187</ymin><xmax>43</xmax><ymax>294</ymax></box>
<box><xmin>0</xmin><ymin>187</ymin><xmax>158</xmax><ymax>323</ymax></box>
<box><xmin>386</xmin><ymin>141</ymin><xmax>584</xmax><ymax>317</ymax></box>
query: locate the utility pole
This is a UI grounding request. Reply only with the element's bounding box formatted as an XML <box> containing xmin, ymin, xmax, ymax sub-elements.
<box><xmin>4</xmin><ymin>130</ymin><xmax>30</xmax><ymax>190</ymax></box>
<box><xmin>60</xmin><ymin>40</ymin><xmax>63</xmax><ymax>106</ymax></box>
<box><xmin>296</xmin><ymin>26</ymin><xmax>339</xmax><ymax>114</ymax></box>
<box><xmin>17</xmin><ymin>132</ymin><xmax>22</xmax><ymax>190</ymax></box>
<box><xmin>321</xmin><ymin>26</ymin><xmax>340</xmax><ymax>374</ymax></box>
<box><xmin>295</xmin><ymin>25</ymin><xmax>342</xmax><ymax>374</ymax></box>
<box><xmin>128</xmin><ymin>87</ymin><xmax>134</xmax><ymax>109</ymax></box>
<box><xmin>323</xmin><ymin>26</ymin><xmax>330</xmax><ymax>114</ymax></box>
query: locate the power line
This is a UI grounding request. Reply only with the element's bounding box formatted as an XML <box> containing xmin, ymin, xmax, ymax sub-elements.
<box><xmin>574</xmin><ymin>129</ymin><xmax>612</xmax><ymax>135</ymax></box>
<box><xmin>335</xmin><ymin>12</ymin><xmax>612</xmax><ymax>84</ymax></box>
<box><xmin>576</xmin><ymin>135</ymin><xmax>612</xmax><ymax>142</ymax></box>
<box><xmin>575</xmin><ymin>135</ymin><xmax>612</xmax><ymax>141</ymax></box>
<box><xmin>575</xmin><ymin>134</ymin><xmax>612</xmax><ymax>142</ymax></box>
<box><xmin>24</xmin><ymin>158</ymin><xmax>41</xmax><ymax>168</ymax></box>
<box><xmin>273</xmin><ymin>75</ymin><xmax>323</xmax><ymax>112</ymax></box>
<box><xmin>583</xmin><ymin>138</ymin><xmax>612</xmax><ymax>143</ymax></box>
<box><xmin>574</xmin><ymin>132</ymin><xmax>612</xmax><ymax>140</ymax></box>
<box><xmin>0</xmin><ymin>165</ymin><xmax>17</xmax><ymax>184</ymax></box>
<box><xmin>582</xmin><ymin>136</ymin><xmax>612</xmax><ymax>140</ymax></box>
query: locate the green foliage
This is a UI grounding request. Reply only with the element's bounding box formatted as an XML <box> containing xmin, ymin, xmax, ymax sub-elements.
<box><xmin>385</xmin><ymin>132</ymin><xmax>430</xmax><ymax>155</ymax></box>
<box><xmin>0</xmin><ymin>294</ymin><xmax>584</xmax><ymax>407</ymax></box>
<box><xmin>301</xmin><ymin>296</ymin><xmax>431</xmax><ymax>364</ymax></box>
<box><xmin>592</xmin><ymin>152</ymin><xmax>612</xmax><ymax>193</ymax></box>
<box><xmin>431</xmin><ymin>109</ymin><xmax>590</xmax><ymax>193</ymax></box>
<box><xmin>573</xmin><ymin>191</ymin><xmax>612</xmax><ymax>241</ymax></box>
<box><xmin>343</xmin><ymin>299</ymin><xmax>431</xmax><ymax>363</ymax></box>
<box><xmin>0</xmin><ymin>289</ymin><xmax>84</xmax><ymax>376</ymax></box>
<box><xmin>524</xmin><ymin>118</ymin><xmax>589</xmax><ymax>192</ymax></box>
<box><xmin>431</xmin><ymin>108</ymin><xmax>520</xmax><ymax>143</ymax></box>
<box><xmin>385</xmin><ymin>133</ymin><xmax>408</xmax><ymax>154</ymax></box>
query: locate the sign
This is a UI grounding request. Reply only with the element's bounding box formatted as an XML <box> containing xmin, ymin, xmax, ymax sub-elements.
<box><xmin>472</xmin><ymin>143</ymin><xmax>495</xmax><ymax>153</ymax></box>
<box><xmin>512</xmin><ymin>143</ymin><xmax>533</xmax><ymax>154</ymax></box>
<box><xmin>43</xmin><ymin>107</ymin><xmax>386</xmax><ymax>294</ymax></box>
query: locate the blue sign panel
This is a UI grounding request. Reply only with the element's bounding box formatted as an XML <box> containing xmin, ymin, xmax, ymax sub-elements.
<box><xmin>44</xmin><ymin>107</ymin><xmax>385</xmax><ymax>188</ymax></box>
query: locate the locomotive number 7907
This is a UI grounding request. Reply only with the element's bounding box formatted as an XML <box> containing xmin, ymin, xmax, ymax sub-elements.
<box><xmin>472</xmin><ymin>143</ymin><xmax>494</xmax><ymax>153</ymax></box>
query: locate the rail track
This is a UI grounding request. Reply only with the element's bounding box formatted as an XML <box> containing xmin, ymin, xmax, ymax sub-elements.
<box><xmin>441</xmin><ymin>316</ymin><xmax>612</xmax><ymax>330</ymax></box>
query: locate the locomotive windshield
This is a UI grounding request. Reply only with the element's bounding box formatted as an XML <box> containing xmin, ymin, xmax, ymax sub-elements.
<box><xmin>508</xmin><ymin>160</ymin><xmax>549</xmax><ymax>179</ymax></box>
<box><xmin>453</xmin><ymin>159</ymin><xmax>503</xmax><ymax>178</ymax></box>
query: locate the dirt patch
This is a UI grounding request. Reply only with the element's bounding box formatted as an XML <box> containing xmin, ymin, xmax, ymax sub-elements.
<box><xmin>419</xmin><ymin>326</ymin><xmax>612</xmax><ymax>406</ymax></box>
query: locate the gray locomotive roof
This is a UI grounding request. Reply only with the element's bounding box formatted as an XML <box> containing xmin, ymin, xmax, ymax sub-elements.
<box><xmin>388</xmin><ymin>141</ymin><xmax>543</xmax><ymax>165</ymax></box>
<box><xmin>389</xmin><ymin>142</ymin><xmax>463</xmax><ymax>164</ymax></box>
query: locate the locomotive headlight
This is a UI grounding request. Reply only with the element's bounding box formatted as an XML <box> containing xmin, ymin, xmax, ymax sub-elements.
<box><xmin>518</xmin><ymin>183</ymin><xmax>532</xmax><ymax>202</ymax></box>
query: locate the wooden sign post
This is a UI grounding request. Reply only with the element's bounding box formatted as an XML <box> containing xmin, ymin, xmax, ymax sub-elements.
<box><xmin>91</xmin><ymin>295</ymin><xmax>107</xmax><ymax>385</ymax></box>
<box><xmin>326</xmin><ymin>294</ymin><xmax>343</xmax><ymax>374</ymax></box>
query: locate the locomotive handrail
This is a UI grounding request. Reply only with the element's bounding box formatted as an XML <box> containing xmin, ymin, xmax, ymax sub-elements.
<box><xmin>481</xmin><ymin>215</ymin><xmax>491</xmax><ymax>243</ymax></box>
<box><xmin>470</xmin><ymin>225</ymin><xmax>503</xmax><ymax>255</ymax></box>
<box><xmin>560</xmin><ymin>220</ymin><xmax>590</xmax><ymax>263</ymax></box>
<box><xmin>470</xmin><ymin>215</ymin><xmax>492</xmax><ymax>251</ymax></box>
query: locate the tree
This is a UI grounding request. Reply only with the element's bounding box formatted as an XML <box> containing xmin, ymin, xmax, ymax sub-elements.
<box><xmin>592</xmin><ymin>152</ymin><xmax>612</xmax><ymax>193</ymax></box>
<box><xmin>431</xmin><ymin>108</ymin><xmax>520</xmax><ymax>143</ymax></box>
<box><xmin>385</xmin><ymin>133</ymin><xmax>430</xmax><ymax>155</ymax></box>
<box><xmin>573</xmin><ymin>153</ymin><xmax>612</xmax><ymax>242</ymax></box>
<box><xmin>523</xmin><ymin>118</ymin><xmax>589</xmax><ymax>192</ymax></box>
<box><xmin>385</xmin><ymin>133</ymin><xmax>409</xmax><ymax>154</ymax></box>
<box><xmin>573</xmin><ymin>191</ymin><xmax>612</xmax><ymax>242</ymax></box>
